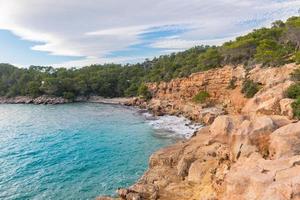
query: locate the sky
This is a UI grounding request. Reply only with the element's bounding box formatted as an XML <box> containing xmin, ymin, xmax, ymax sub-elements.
<box><xmin>0</xmin><ymin>0</ymin><xmax>300</xmax><ymax>68</ymax></box>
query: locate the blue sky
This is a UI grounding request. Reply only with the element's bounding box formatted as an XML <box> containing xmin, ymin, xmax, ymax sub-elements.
<box><xmin>0</xmin><ymin>0</ymin><xmax>300</xmax><ymax>68</ymax></box>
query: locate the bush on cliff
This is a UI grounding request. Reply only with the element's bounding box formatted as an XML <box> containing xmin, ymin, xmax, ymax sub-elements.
<box><xmin>138</xmin><ymin>84</ymin><xmax>152</xmax><ymax>100</ymax></box>
<box><xmin>241</xmin><ymin>80</ymin><xmax>261</xmax><ymax>98</ymax></box>
<box><xmin>63</xmin><ymin>92</ymin><xmax>75</xmax><ymax>101</ymax></box>
<box><xmin>197</xmin><ymin>48</ymin><xmax>222</xmax><ymax>70</ymax></box>
<box><xmin>286</xmin><ymin>84</ymin><xmax>300</xmax><ymax>99</ymax></box>
<box><xmin>27</xmin><ymin>81</ymin><xmax>41</xmax><ymax>98</ymax></box>
<box><xmin>291</xmin><ymin>68</ymin><xmax>300</xmax><ymax>81</ymax></box>
<box><xmin>254</xmin><ymin>39</ymin><xmax>291</xmax><ymax>66</ymax></box>
<box><xmin>295</xmin><ymin>52</ymin><xmax>300</xmax><ymax>64</ymax></box>
<box><xmin>292</xmin><ymin>97</ymin><xmax>300</xmax><ymax>119</ymax></box>
<box><xmin>193</xmin><ymin>91</ymin><xmax>210</xmax><ymax>104</ymax></box>
<box><xmin>227</xmin><ymin>77</ymin><xmax>238</xmax><ymax>89</ymax></box>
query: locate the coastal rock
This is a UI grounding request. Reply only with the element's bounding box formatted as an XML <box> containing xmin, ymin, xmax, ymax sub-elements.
<box><xmin>209</xmin><ymin>115</ymin><xmax>245</xmax><ymax>144</ymax></box>
<box><xmin>280</xmin><ymin>98</ymin><xmax>294</xmax><ymax>119</ymax></box>
<box><xmin>140</xmin><ymin>64</ymin><xmax>298</xmax><ymax>123</ymax></box>
<box><xmin>146</xmin><ymin>65</ymin><xmax>248</xmax><ymax>121</ymax></box>
<box><xmin>199</xmin><ymin>107</ymin><xmax>226</xmax><ymax>124</ymax></box>
<box><xmin>0</xmin><ymin>95</ymin><xmax>69</xmax><ymax>104</ymax></box>
<box><xmin>33</xmin><ymin>95</ymin><xmax>69</xmax><ymax>104</ymax></box>
<box><xmin>96</xmin><ymin>197</ymin><xmax>116</xmax><ymax>200</ymax></box>
<box><xmin>187</xmin><ymin>159</ymin><xmax>218</xmax><ymax>183</ymax></box>
<box><xmin>249</xmin><ymin>63</ymin><xmax>296</xmax><ymax>87</ymax></box>
<box><xmin>269</xmin><ymin>121</ymin><xmax>300</xmax><ymax>159</ymax></box>
<box><xmin>0</xmin><ymin>96</ymin><xmax>33</xmax><ymax>104</ymax></box>
<box><xmin>102</xmin><ymin>63</ymin><xmax>300</xmax><ymax>200</ymax></box>
<box><xmin>242</xmin><ymin>80</ymin><xmax>294</xmax><ymax>116</ymax></box>
<box><xmin>221</xmin><ymin>153</ymin><xmax>300</xmax><ymax>200</ymax></box>
<box><xmin>108</xmin><ymin>113</ymin><xmax>300</xmax><ymax>200</ymax></box>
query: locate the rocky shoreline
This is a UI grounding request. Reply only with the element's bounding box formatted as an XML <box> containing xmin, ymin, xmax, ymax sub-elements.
<box><xmin>98</xmin><ymin>63</ymin><xmax>300</xmax><ymax>200</ymax></box>
<box><xmin>0</xmin><ymin>95</ymin><xmax>134</xmax><ymax>105</ymax></box>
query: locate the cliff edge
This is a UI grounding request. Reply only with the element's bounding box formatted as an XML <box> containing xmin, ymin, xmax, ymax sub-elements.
<box><xmin>99</xmin><ymin>63</ymin><xmax>300</xmax><ymax>200</ymax></box>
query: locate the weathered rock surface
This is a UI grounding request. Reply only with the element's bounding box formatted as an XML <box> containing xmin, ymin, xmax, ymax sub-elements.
<box><xmin>269</xmin><ymin>121</ymin><xmax>300</xmax><ymax>159</ymax></box>
<box><xmin>280</xmin><ymin>98</ymin><xmax>295</xmax><ymax>119</ymax></box>
<box><xmin>139</xmin><ymin>64</ymin><xmax>298</xmax><ymax>124</ymax></box>
<box><xmin>105</xmin><ymin>115</ymin><xmax>299</xmax><ymax>200</ymax></box>
<box><xmin>98</xmin><ymin>64</ymin><xmax>300</xmax><ymax>200</ymax></box>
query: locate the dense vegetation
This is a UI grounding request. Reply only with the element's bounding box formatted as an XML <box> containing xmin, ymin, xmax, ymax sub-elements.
<box><xmin>0</xmin><ymin>16</ymin><xmax>299</xmax><ymax>99</ymax></box>
<box><xmin>192</xmin><ymin>91</ymin><xmax>210</xmax><ymax>104</ymax></box>
<box><xmin>241</xmin><ymin>80</ymin><xmax>261</xmax><ymax>98</ymax></box>
<box><xmin>286</xmin><ymin>68</ymin><xmax>300</xmax><ymax>119</ymax></box>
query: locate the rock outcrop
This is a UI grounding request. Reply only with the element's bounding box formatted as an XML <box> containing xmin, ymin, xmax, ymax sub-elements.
<box><xmin>0</xmin><ymin>95</ymin><xmax>70</xmax><ymax>104</ymax></box>
<box><xmin>99</xmin><ymin>64</ymin><xmax>300</xmax><ymax>200</ymax></box>
<box><xmin>106</xmin><ymin>116</ymin><xmax>300</xmax><ymax>200</ymax></box>
<box><xmin>132</xmin><ymin>63</ymin><xmax>298</xmax><ymax>125</ymax></box>
<box><xmin>0</xmin><ymin>96</ymin><xmax>134</xmax><ymax>105</ymax></box>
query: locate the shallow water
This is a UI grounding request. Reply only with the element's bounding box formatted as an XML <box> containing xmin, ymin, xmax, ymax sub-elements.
<box><xmin>0</xmin><ymin>103</ymin><xmax>174</xmax><ymax>200</ymax></box>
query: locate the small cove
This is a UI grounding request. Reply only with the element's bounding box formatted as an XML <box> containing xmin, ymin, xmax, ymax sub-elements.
<box><xmin>0</xmin><ymin>103</ymin><xmax>199</xmax><ymax>200</ymax></box>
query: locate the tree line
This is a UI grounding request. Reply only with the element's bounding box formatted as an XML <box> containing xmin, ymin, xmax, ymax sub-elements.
<box><xmin>0</xmin><ymin>16</ymin><xmax>299</xmax><ymax>100</ymax></box>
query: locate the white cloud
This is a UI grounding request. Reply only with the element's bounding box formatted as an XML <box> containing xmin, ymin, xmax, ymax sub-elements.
<box><xmin>51</xmin><ymin>56</ymin><xmax>147</xmax><ymax>68</ymax></box>
<box><xmin>0</xmin><ymin>0</ymin><xmax>299</xmax><ymax>67</ymax></box>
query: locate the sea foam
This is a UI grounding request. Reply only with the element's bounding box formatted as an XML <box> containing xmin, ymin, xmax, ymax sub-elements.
<box><xmin>143</xmin><ymin>112</ymin><xmax>203</xmax><ymax>139</ymax></box>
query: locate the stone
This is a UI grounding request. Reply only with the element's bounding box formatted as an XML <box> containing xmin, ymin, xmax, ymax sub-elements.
<box><xmin>96</xmin><ymin>197</ymin><xmax>115</xmax><ymax>200</ymax></box>
<box><xmin>187</xmin><ymin>159</ymin><xmax>217</xmax><ymax>183</ymax></box>
<box><xmin>209</xmin><ymin>115</ymin><xmax>232</xmax><ymax>143</ymax></box>
<box><xmin>177</xmin><ymin>156</ymin><xmax>194</xmax><ymax>178</ymax></box>
<box><xmin>279</xmin><ymin>98</ymin><xmax>294</xmax><ymax>119</ymax></box>
<box><xmin>242</xmin><ymin>81</ymin><xmax>294</xmax><ymax>116</ymax></box>
<box><xmin>126</xmin><ymin>192</ymin><xmax>142</xmax><ymax>200</ymax></box>
<box><xmin>269</xmin><ymin>121</ymin><xmax>300</xmax><ymax>159</ymax></box>
<box><xmin>199</xmin><ymin>107</ymin><xmax>226</xmax><ymax>125</ymax></box>
<box><xmin>117</xmin><ymin>188</ymin><xmax>129</xmax><ymax>199</ymax></box>
<box><xmin>221</xmin><ymin>153</ymin><xmax>300</xmax><ymax>200</ymax></box>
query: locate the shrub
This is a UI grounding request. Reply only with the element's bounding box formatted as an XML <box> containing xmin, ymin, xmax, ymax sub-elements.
<box><xmin>295</xmin><ymin>51</ymin><xmax>300</xmax><ymax>64</ymax></box>
<box><xmin>286</xmin><ymin>83</ymin><xmax>300</xmax><ymax>99</ymax></box>
<box><xmin>292</xmin><ymin>97</ymin><xmax>300</xmax><ymax>119</ymax></box>
<box><xmin>291</xmin><ymin>68</ymin><xmax>300</xmax><ymax>81</ymax></box>
<box><xmin>197</xmin><ymin>48</ymin><xmax>222</xmax><ymax>70</ymax></box>
<box><xmin>227</xmin><ymin>77</ymin><xmax>237</xmax><ymax>89</ymax></box>
<box><xmin>27</xmin><ymin>81</ymin><xmax>41</xmax><ymax>98</ymax></box>
<box><xmin>254</xmin><ymin>39</ymin><xmax>289</xmax><ymax>66</ymax></box>
<box><xmin>63</xmin><ymin>92</ymin><xmax>75</xmax><ymax>101</ymax></box>
<box><xmin>241</xmin><ymin>80</ymin><xmax>261</xmax><ymax>98</ymax></box>
<box><xmin>193</xmin><ymin>91</ymin><xmax>210</xmax><ymax>103</ymax></box>
<box><xmin>138</xmin><ymin>84</ymin><xmax>152</xmax><ymax>100</ymax></box>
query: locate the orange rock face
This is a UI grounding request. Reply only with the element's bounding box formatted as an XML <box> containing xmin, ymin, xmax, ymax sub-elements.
<box><xmin>144</xmin><ymin>64</ymin><xmax>298</xmax><ymax>124</ymax></box>
<box><xmin>98</xmin><ymin>63</ymin><xmax>300</xmax><ymax>200</ymax></box>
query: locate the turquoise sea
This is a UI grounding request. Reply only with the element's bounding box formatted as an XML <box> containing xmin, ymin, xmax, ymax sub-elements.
<box><xmin>0</xmin><ymin>103</ymin><xmax>174</xmax><ymax>200</ymax></box>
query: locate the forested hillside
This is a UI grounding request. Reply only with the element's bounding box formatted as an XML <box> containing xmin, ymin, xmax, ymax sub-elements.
<box><xmin>0</xmin><ymin>16</ymin><xmax>299</xmax><ymax>99</ymax></box>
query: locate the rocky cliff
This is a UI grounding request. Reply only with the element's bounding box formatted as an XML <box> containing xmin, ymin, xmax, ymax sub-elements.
<box><xmin>99</xmin><ymin>63</ymin><xmax>300</xmax><ymax>200</ymax></box>
<box><xmin>139</xmin><ymin>63</ymin><xmax>297</xmax><ymax>123</ymax></box>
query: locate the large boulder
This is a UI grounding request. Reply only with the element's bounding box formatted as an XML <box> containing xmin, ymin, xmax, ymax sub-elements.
<box><xmin>269</xmin><ymin>121</ymin><xmax>300</xmax><ymax>159</ymax></box>
<box><xmin>209</xmin><ymin>115</ymin><xmax>245</xmax><ymax>144</ymax></box>
<box><xmin>221</xmin><ymin>153</ymin><xmax>300</xmax><ymax>200</ymax></box>
<box><xmin>229</xmin><ymin>115</ymin><xmax>278</xmax><ymax>161</ymax></box>
<box><xmin>279</xmin><ymin>98</ymin><xmax>294</xmax><ymax>119</ymax></box>
<box><xmin>199</xmin><ymin>107</ymin><xmax>226</xmax><ymax>125</ymax></box>
<box><xmin>187</xmin><ymin>159</ymin><xmax>218</xmax><ymax>183</ymax></box>
<box><xmin>242</xmin><ymin>81</ymin><xmax>294</xmax><ymax>116</ymax></box>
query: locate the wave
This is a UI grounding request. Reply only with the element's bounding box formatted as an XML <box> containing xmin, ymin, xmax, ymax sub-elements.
<box><xmin>142</xmin><ymin>112</ymin><xmax>203</xmax><ymax>139</ymax></box>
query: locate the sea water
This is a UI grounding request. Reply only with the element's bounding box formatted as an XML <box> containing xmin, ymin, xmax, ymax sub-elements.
<box><xmin>0</xmin><ymin>103</ymin><xmax>198</xmax><ymax>200</ymax></box>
